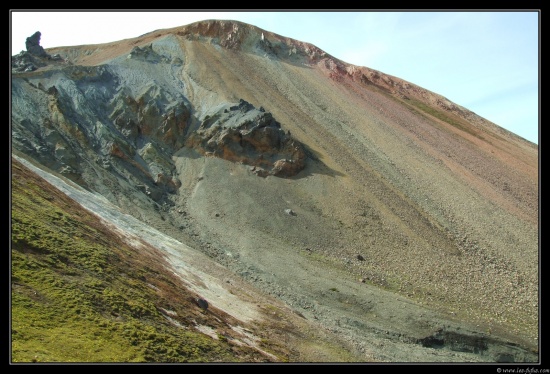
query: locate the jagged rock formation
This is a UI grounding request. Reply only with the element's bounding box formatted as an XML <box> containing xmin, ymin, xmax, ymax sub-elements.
<box><xmin>11</xmin><ymin>31</ymin><xmax>64</xmax><ymax>72</ymax></box>
<box><xmin>11</xmin><ymin>31</ymin><xmax>308</xmax><ymax>205</ymax></box>
<box><xmin>187</xmin><ymin>99</ymin><xmax>306</xmax><ymax>177</ymax></box>
<box><xmin>12</xmin><ymin>61</ymin><xmax>191</xmax><ymax>202</ymax></box>
<box><xmin>11</xmin><ymin>22</ymin><xmax>539</xmax><ymax>363</ymax></box>
<box><xmin>25</xmin><ymin>31</ymin><xmax>48</xmax><ymax>57</ymax></box>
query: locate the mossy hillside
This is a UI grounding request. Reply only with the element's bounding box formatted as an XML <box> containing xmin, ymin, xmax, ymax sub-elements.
<box><xmin>403</xmin><ymin>97</ymin><xmax>487</xmax><ymax>141</ymax></box>
<box><xmin>10</xmin><ymin>158</ymin><xmax>274</xmax><ymax>363</ymax></box>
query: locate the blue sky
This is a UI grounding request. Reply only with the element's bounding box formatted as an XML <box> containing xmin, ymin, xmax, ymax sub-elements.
<box><xmin>10</xmin><ymin>10</ymin><xmax>539</xmax><ymax>144</ymax></box>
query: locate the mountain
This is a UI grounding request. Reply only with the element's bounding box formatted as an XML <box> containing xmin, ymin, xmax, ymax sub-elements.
<box><xmin>10</xmin><ymin>20</ymin><xmax>539</xmax><ymax>363</ymax></box>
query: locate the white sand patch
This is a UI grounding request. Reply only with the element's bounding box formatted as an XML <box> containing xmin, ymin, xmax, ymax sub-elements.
<box><xmin>195</xmin><ymin>324</ymin><xmax>218</xmax><ymax>340</ymax></box>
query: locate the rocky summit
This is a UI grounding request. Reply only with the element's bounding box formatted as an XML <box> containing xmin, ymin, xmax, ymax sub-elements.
<box><xmin>11</xmin><ymin>20</ymin><xmax>539</xmax><ymax>363</ymax></box>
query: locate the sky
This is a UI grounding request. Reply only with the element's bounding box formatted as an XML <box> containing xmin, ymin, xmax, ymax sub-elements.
<box><xmin>10</xmin><ymin>10</ymin><xmax>540</xmax><ymax>144</ymax></box>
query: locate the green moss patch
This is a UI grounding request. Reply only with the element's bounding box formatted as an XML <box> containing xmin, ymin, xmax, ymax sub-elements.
<box><xmin>11</xmin><ymin>158</ymin><xmax>273</xmax><ymax>363</ymax></box>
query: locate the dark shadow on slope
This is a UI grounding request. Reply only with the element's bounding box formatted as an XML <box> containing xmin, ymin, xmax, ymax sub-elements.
<box><xmin>418</xmin><ymin>328</ymin><xmax>539</xmax><ymax>363</ymax></box>
<box><xmin>182</xmin><ymin>98</ymin><xmax>345</xmax><ymax>180</ymax></box>
<box><xmin>289</xmin><ymin>144</ymin><xmax>346</xmax><ymax>180</ymax></box>
<box><xmin>173</xmin><ymin>143</ymin><xmax>345</xmax><ymax>181</ymax></box>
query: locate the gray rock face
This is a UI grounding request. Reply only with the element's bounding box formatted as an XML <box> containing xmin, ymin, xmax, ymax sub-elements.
<box><xmin>11</xmin><ymin>62</ymin><xmax>192</xmax><ymax>204</ymax></box>
<box><xmin>12</xmin><ymin>37</ymin><xmax>307</xmax><ymax>213</ymax></box>
<box><xmin>187</xmin><ymin>99</ymin><xmax>306</xmax><ymax>177</ymax></box>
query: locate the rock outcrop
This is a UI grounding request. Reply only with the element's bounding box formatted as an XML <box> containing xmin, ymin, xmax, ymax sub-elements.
<box><xmin>11</xmin><ymin>32</ymin><xmax>307</xmax><ymax>212</ymax></box>
<box><xmin>25</xmin><ymin>31</ymin><xmax>48</xmax><ymax>57</ymax></box>
<box><xmin>11</xmin><ymin>31</ymin><xmax>64</xmax><ymax>72</ymax></box>
<box><xmin>11</xmin><ymin>60</ymin><xmax>191</xmax><ymax>203</ymax></box>
<box><xmin>187</xmin><ymin>99</ymin><xmax>306</xmax><ymax>177</ymax></box>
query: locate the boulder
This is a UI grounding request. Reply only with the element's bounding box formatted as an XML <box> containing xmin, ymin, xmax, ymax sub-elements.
<box><xmin>25</xmin><ymin>31</ymin><xmax>48</xmax><ymax>57</ymax></box>
<box><xmin>187</xmin><ymin>99</ymin><xmax>306</xmax><ymax>177</ymax></box>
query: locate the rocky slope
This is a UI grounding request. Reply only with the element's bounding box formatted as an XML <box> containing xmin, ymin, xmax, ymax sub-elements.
<box><xmin>11</xmin><ymin>20</ymin><xmax>539</xmax><ymax>363</ymax></box>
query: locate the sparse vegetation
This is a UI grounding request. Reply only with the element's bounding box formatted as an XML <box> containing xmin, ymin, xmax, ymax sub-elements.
<box><xmin>10</xmin><ymin>159</ymin><xmax>271</xmax><ymax>363</ymax></box>
<box><xmin>404</xmin><ymin>97</ymin><xmax>485</xmax><ymax>140</ymax></box>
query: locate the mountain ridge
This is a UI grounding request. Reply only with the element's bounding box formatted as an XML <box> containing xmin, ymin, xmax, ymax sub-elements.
<box><xmin>38</xmin><ymin>19</ymin><xmax>537</xmax><ymax>148</ymax></box>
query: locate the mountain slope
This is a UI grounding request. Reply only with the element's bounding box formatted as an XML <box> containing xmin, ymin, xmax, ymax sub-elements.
<box><xmin>11</xmin><ymin>20</ymin><xmax>539</xmax><ymax>363</ymax></box>
<box><xmin>12</xmin><ymin>153</ymin><xmax>368</xmax><ymax>363</ymax></box>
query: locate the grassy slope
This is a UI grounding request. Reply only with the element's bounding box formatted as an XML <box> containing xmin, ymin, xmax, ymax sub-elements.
<box><xmin>10</xmin><ymin>157</ymin><xmax>281</xmax><ymax>363</ymax></box>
